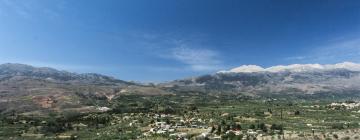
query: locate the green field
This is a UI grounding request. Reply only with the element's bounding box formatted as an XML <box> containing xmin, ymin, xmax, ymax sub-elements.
<box><xmin>1</xmin><ymin>94</ymin><xmax>360</xmax><ymax>140</ymax></box>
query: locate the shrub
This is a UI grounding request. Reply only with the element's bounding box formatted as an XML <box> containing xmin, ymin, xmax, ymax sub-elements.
<box><xmin>249</xmin><ymin>124</ymin><xmax>256</xmax><ymax>129</ymax></box>
<box><xmin>258</xmin><ymin>123</ymin><xmax>267</xmax><ymax>132</ymax></box>
<box><xmin>331</xmin><ymin>123</ymin><xmax>344</xmax><ymax>130</ymax></box>
<box><xmin>270</xmin><ymin>124</ymin><xmax>283</xmax><ymax>131</ymax></box>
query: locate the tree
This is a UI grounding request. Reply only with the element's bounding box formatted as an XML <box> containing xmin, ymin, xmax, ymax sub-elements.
<box><xmin>188</xmin><ymin>105</ymin><xmax>197</xmax><ymax>111</ymax></box>
<box><xmin>148</xmin><ymin>119</ymin><xmax>154</xmax><ymax>125</ymax></box>
<box><xmin>43</xmin><ymin>118</ymin><xmax>64</xmax><ymax>133</ymax></box>
<box><xmin>216</xmin><ymin>125</ymin><xmax>222</xmax><ymax>135</ymax></box>
<box><xmin>210</xmin><ymin>126</ymin><xmax>216</xmax><ymax>133</ymax></box>
<box><xmin>223</xmin><ymin>131</ymin><xmax>236</xmax><ymax>139</ymax></box>
<box><xmin>224</xmin><ymin>125</ymin><xmax>230</xmax><ymax>132</ymax></box>
<box><xmin>165</xmin><ymin>118</ymin><xmax>170</xmax><ymax>124</ymax></box>
<box><xmin>62</xmin><ymin>111</ymin><xmax>82</xmax><ymax>122</ymax></box>
<box><xmin>258</xmin><ymin>123</ymin><xmax>267</xmax><ymax>132</ymax></box>
<box><xmin>221</xmin><ymin>120</ymin><xmax>226</xmax><ymax>125</ymax></box>
<box><xmin>331</xmin><ymin>123</ymin><xmax>344</xmax><ymax>130</ymax></box>
<box><xmin>270</xmin><ymin>124</ymin><xmax>284</xmax><ymax>134</ymax></box>
<box><xmin>249</xmin><ymin>124</ymin><xmax>256</xmax><ymax>129</ymax></box>
<box><xmin>235</xmin><ymin>124</ymin><xmax>242</xmax><ymax>130</ymax></box>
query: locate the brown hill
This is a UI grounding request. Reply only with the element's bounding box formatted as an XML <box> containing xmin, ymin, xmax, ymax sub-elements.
<box><xmin>0</xmin><ymin>63</ymin><xmax>172</xmax><ymax>116</ymax></box>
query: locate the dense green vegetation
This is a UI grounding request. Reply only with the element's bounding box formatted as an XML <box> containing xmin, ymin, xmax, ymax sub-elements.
<box><xmin>1</xmin><ymin>94</ymin><xmax>360</xmax><ymax>139</ymax></box>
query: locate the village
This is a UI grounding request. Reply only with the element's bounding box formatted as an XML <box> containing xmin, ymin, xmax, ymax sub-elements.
<box><xmin>3</xmin><ymin>97</ymin><xmax>360</xmax><ymax>140</ymax></box>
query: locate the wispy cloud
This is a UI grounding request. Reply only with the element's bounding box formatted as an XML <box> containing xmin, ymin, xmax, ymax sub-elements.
<box><xmin>286</xmin><ymin>37</ymin><xmax>360</xmax><ymax>64</ymax></box>
<box><xmin>0</xmin><ymin>0</ymin><xmax>32</xmax><ymax>18</ymax></box>
<box><xmin>0</xmin><ymin>0</ymin><xmax>64</xmax><ymax>20</ymax></box>
<box><xmin>122</xmin><ymin>31</ymin><xmax>224</xmax><ymax>72</ymax></box>
<box><xmin>314</xmin><ymin>38</ymin><xmax>360</xmax><ymax>62</ymax></box>
<box><xmin>171</xmin><ymin>44</ymin><xmax>222</xmax><ymax>71</ymax></box>
<box><xmin>285</xmin><ymin>56</ymin><xmax>308</xmax><ymax>61</ymax></box>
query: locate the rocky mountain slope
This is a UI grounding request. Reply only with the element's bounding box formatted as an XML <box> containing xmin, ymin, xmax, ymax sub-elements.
<box><xmin>160</xmin><ymin>62</ymin><xmax>360</xmax><ymax>98</ymax></box>
<box><xmin>0</xmin><ymin>63</ymin><xmax>171</xmax><ymax>115</ymax></box>
<box><xmin>0</xmin><ymin>63</ymin><xmax>130</xmax><ymax>85</ymax></box>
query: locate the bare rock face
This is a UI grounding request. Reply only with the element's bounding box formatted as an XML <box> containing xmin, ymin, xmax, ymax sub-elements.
<box><xmin>32</xmin><ymin>96</ymin><xmax>55</xmax><ymax>108</ymax></box>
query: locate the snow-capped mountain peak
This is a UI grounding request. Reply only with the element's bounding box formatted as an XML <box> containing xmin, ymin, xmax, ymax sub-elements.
<box><xmin>229</xmin><ymin>65</ymin><xmax>264</xmax><ymax>73</ymax></box>
<box><xmin>219</xmin><ymin>62</ymin><xmax>360</xmax><ymax>73</ymax></box>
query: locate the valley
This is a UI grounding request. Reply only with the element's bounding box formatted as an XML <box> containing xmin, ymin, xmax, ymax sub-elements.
<box><xmin>1</xmin><ymin>63</ymin><xmax>360</xmax><ymax>140</ymax></box>
<box><xmin>2</xmin><ymin>0</ymin><xmax>359</xmax><ymax>139</ymax></box>
<box><xmin>1</xmin><ymin>94</ymin><xmax>360</xmax><ymax>140</ymax></box>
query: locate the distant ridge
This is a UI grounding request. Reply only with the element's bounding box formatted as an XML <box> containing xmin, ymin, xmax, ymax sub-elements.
<box><xmin>218</xmin><ymin>62</ymin><xmax>360</xmax><ymax>73</ymax></box>
<box><xmin>0</xmin><ymin>63</ymin><xmax>132</xmax><ymax>85</ymax></box>
<box><xmin>161</xmin><ymin>62</ymin><xmax>360</xmax><ymax>99</ymax></box>
<box><xmin>0</xmin><ymin>63</ymin><xmax>171</xmax><ymax>115</ymax></box>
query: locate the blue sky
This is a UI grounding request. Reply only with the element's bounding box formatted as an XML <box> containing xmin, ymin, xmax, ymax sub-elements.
<box><xmin>0</xmin><ymin>0</ymin><xmax>359</xmax><ymax>82</ymax></box>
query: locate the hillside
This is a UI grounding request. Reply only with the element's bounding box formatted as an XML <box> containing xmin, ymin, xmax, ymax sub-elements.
<box><xmin>0</xmin><ymin>63</ymin><xmax>171</xmax><ymax>116</ymax></box>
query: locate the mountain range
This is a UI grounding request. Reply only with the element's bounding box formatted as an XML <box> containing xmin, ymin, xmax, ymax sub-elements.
<box><xmin>218</xmin><ymin>62</ymin><xmax>360</xmax><ymax>73</ymax></box>
<box><xmin>161</xmin><ymin>62</ymin><xmax>360</xmax><ymax>98</ymax></box>
<box><xmin>1</xmin><ymin>62</ymin><xmax>360</xmax><ymax>115</ymax></box>
<box><xmin>0</xmin><ymin>63</ymin><xmax>170</xmax><ymax>115</ymax></box>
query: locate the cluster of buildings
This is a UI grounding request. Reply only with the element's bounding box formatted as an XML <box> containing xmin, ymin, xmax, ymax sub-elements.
<box><xmin>142</xmin><ymin>113</ymin><xmax>209</xmax><ymax>139</ymax></box>
<box><xmin>328</xmin><ymin>102</ymin><xmax>360</xmax><ymax>110</ymax></box>
<box><xmin>138</xmin><ymin>113</ymin><xmax>268</xmax><ymax>139</ymax></box>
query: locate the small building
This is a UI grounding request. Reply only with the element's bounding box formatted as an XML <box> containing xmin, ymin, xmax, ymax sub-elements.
<box><xmin>72</xmin><ymin>123</ymin><xmax>88</xmax><ymax>131</ymax></box>
<box><xmin>21</xmin><ymin>133</ymin><xmax>45</xmax><ymax>139</ymax></box>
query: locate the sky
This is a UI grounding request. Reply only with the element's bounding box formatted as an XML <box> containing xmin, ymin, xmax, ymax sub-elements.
<box><xmin>0</xmin><ymin>0</ymin><xmax>359</xmax><ymax>82</ymax></box>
